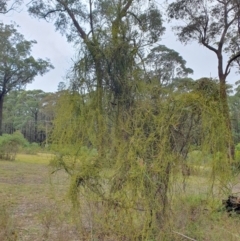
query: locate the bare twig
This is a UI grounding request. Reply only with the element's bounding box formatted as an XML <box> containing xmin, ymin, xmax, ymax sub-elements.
<box><xmin>173</xmin><ymin>231</ymin><xmax>197</xmax><ymax>241</ymax></box>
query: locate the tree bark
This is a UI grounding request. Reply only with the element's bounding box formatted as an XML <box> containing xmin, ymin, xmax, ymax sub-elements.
<box><xmin>218</xmin><ymin>49</ymin><xmax>234</xmax><ymax>159</ymax></box>
<box><xmin>34</xmin><ymin>112</ymin><xmax>38</xmax><ymax>142</ymax></box>
<box><xmin>0</xmin><ymin>95</ymin><xmax>4</xmax><ymax>136</ymax></box>
<box><xmin>219</xmin><ymin>77</ymin><xmax>234</xmax><ymax>159</ymax></box>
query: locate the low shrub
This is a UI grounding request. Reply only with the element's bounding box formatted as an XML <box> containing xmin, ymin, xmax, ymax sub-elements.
<box><xmin>23</xmin><ymin>142</ymin><xmax>41</xmax><ymax>155</ymax></box>
<box><xmin>0</xmin><ymin>131</ymin><xmax>28</xmax><ymax>161</ymax></box>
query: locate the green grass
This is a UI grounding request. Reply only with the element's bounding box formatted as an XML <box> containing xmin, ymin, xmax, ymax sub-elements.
<box><xmin>15</xmin><ymin>153</ymin><xmax>54</xmax><ymax>164</ymax></box>
<box><xmin>1</xmin><ymin>153</ymin><xmax>240</xmax><ymax>240</ymax></box>
<box><xmin>0</xmin><ymin>153</ymin><xmax>78</xmax><ymax>241</ymax></box>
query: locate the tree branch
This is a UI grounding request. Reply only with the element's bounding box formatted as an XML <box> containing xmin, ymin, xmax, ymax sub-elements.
<box><xmin>225</xmin><ymin>52</ymin><xmax>240</xmax><ymax>76</ymax></box>
<box><xmin>219</xmin><ymin>18</ymin><xmax>235</xmax><ymax>53</ymax></box>
<box><xmin>126</xmin><ymin>11</ymin><xmax>141</xmax><ymax>24</ymax></box>
<box><xmin>111</xmin><ymin>0</ymin><xmax>134</xmax><ymax>42</ymax></box>
<box><xmin>89</xmin><ymin>0</ymin><xmax>94</xmax><ymax>37</ymax></box>
<box><xmin>57</xmin><ymin>0</ymin><xmax>87</xmax><ymax>40</ymax></box>
<box><xmin>42</xmin><ymin>9</ymin><xmax>66</xmax><ymax>19</ymax></box>
<box><xmin>200</xmin><ymin>8</ymin><xmax>217</xmax><ymax>53</ymax></box>
<box><xmin>201</xmin><ymin>40</ymin><xmax>218</xmax><ymax>54</ymax></box>
<box><xmin>120</xmin><ymin>0</ymin><xmax>134</xmax><ymax>17</ymax></box>
<box><xmin>216</xmin><ymin>0</ymin><xmax>225</xmax><ymax>4</ymax></box>
<box><xmin>0</xmin><ymin>0</ymin><xmax>21</xmax><ymax>14</ymax></box>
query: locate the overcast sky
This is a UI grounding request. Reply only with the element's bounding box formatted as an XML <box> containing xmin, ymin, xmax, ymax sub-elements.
<box><xmin>1</xmin><ymin>5</ymin><xmax>75</xmax><ymax>93</ymax></box>
<box><xmin>0</xmin><ymin>1</ymin><xmax>239</xmax><ymax>93</ymax></box>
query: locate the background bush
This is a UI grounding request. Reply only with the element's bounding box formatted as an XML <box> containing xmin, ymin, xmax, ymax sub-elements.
<box><xmin>23</xmin><ymin>142</ymin><xmax>41</xmax><ymax>155</ymax></box>
<box><xmin>0</xmin><ymin>131</ymin><xmax>28</xmax><ymax>161</ymax></box>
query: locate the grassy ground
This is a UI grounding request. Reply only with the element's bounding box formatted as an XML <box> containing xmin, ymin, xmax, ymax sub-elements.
<box><xmin>1</xmin><ymin>154</ymin><xmax>240</xmax><ymax>240</ymax></box>
<box><xmin>0</xmin><ymin>153</ymin><xmax>80</xmax><ymax>241</ymax></box>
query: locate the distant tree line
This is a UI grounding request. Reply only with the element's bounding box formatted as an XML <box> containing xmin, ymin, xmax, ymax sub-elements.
<box><xmin>2</xmin><ymin>89</ymin><xmax>62</xmax><ymax>144</ymax></box>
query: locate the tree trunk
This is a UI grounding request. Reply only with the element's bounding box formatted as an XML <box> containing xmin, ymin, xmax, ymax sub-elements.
<box><xmin>219</xmin><ymin>78</ymin><xmax>235</xmax><ymax>159</ymax></box>
<box><xmin>92</xmin><ymin>54</ymin><xmax>104</xmax><ymax>155</ymax></box>
<box><xmin>34</xmin><ymin>112</ymin><xmax>38</xmax><ymax>142</ymax></box>
<box><xmin>0</xmin><ymin>95</ymin><xmax>4</xmax><ymax>136</ymax></box>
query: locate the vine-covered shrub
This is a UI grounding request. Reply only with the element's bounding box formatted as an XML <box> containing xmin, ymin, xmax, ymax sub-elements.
<box><xmin>0</xmin><ymin>131</ymin><xmax>28</xmax><ymax>161</ymax></box>
<box><xmin>50</xmin><ymin>82</ymin><xmax>232</xmax><ymax>240</ymax></box>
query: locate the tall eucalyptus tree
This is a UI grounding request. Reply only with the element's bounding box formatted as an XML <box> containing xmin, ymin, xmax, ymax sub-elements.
<box><xmin>28</xmin><ymin>0</ymin><xmax>168</xmax><ymax>157</ymax></box>
<box><xmin>28</xmin><ymin>0</ymin><xmax>165</xmax><ymax>109</ymax></box>
<box><xmin>146</xmin><ymin>45</ymin><xmax>193</xmax><ymax>85</ymax></box>
<box><xmin>0</xmin><ymin>23</ymin><xmax>53</xmax><ymax>135</ymax></box>
<box><xmin>167</xmin><ymin>0</ymin><xmax>240</xmax><ymax>158</ymax></box>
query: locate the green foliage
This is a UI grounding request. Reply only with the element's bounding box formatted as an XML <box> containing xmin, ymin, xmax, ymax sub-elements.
<box><xmin>146</xmin><ymin>45</ymin><xmax>193</xmax><ymax>83</ymax></box>
<box><xmin>27</xmin><ymin>0</ymin><xmax>236</xmax><ymax>239</ymax></box>
<box><xmin>235</xmin><ymin>143</ymin><xmax>240</xmax><ymax>159</ymax></box>
<box><xmin>23</xmin><ymin>142</ymin><xmax>41</xmax><ymax>155</ymax></box>
<box><xmin>167</xmin><ymin>0</ymin><xmax>239</xmax><ymax>51</ymax></box>
<box><xmin>167</xmin><ymin>0</ymin><xmax>238</xmax><ymax>159</ymax></box>
<box><xmin>188</xmin><ymin>151</ymin><xmax>208</xmax><ymax>164</ymax></box>
<box><xmin>3</xmin><ymin>90</ymin><xmax>56</xmax><ymax>143</ymax></box>
<box><xmin>49</xmin><ymin>82</ymin><xmax>232</xmax><ymax>239</ymax></box>
<box><xmin>0</xmin><ymin>131</ymin><xmax>28</xmax><ymax>161</ymax></box>
<box><xmin>229</xmin><ymin>83</ymin><xmax>240</xmax><ymax>144</ymax></box>
<box><xmin>0</xmin><ymin>23</ymin><xmax>53</xmax><ymax>92</ymax></box>
<box><xmin>233</xmin><ymin>143</ymin><xmax>240</xmax><ymax>170</ymax></box>
<box><xmin>0</xmin><ymin>23</ymin><xmax>53</xmax><ymax>135</ymax></box>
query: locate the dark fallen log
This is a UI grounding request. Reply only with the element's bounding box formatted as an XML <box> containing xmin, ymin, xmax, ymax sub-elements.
<box><xmin>222</xmin><ymin>195</ymin><xmax>240</xmax><ymax>214</ymax></box>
